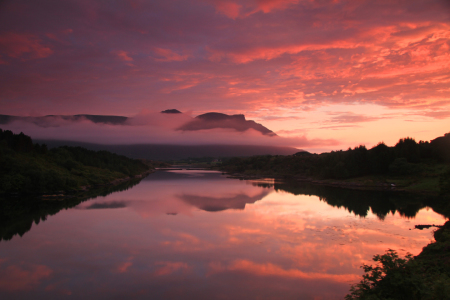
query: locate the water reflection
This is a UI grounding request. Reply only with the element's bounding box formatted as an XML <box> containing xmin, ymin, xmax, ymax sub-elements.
<box><xmin>0</xmin><ymin>179</ymin><xmax>142</xmax><ymax>241</ymax></box>
<box><xmin>75</xmin><ymin>170</ymin><xmax>273</xmax><ymax>217</ymax></box>
<box><xmin>0</xmin><ymin>170</ymin><xmax>447</xmax><ymax>299</ymax></box>
<box><xmin>274</xmin><ymin>181</ymin><xmax>449</xmax><ymax>219</ymax></box>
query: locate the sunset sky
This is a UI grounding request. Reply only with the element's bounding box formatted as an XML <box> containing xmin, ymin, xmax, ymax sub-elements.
<box><xmin>1</xmin><ymin>0</ymin><xmax>449</xmax><ymax>152</ymax></box>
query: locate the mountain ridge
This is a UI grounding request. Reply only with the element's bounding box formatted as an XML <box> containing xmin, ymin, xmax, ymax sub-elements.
<box><xmin>0</xmin><ymin>110</ymin><xmax>277</xmax><ymax>136</ymax></box>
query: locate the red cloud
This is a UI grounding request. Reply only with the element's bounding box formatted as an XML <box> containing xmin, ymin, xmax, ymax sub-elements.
<box><xmin>255</xmin><ymin>0</ymin><xmax>299</xmax><ymax>13</ymax></box>
<box><xmin>114</xmin><ymin>50</ymin><xmax>133</xmax><ymax>61</ymax></box>
<box><xmin>209</xmin><ymin>0</ymin><xmax>300</xmax><ymax>19</ymax></box>
<box><xmin>0</xmin><ymin>32</ymin><xmax>53</xmax><ymax>60</ymax></box>
<box><xmin>214</xmin><ymin>1</ymin><xmax>242</xmax><ymax>19</ymax></box>
<box><xmin>153</xmin><ymin>48</ymin><xmax>190</xmax><ymax>62</ymax></box>
<box><xmin>0</xmin><ymin>0</ymin><xmax>448</xmax><ymax>143</ymax></box>
<box><xmin>0</xmin><ymin>264</ymin><xmax>52</xmax><ymax>291</ymax></box>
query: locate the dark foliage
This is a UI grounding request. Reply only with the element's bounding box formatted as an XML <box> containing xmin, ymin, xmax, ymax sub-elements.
<box><xmin>220</xmin><ymin>133</ymin><xmax>450</xmax><ymax>185</ymax></box>
<box><xmin>0</xmin><ymin>129</ymin><xmax>34</xmax><ymax>152</ymax></box>
<box><xmin>0</xmin><ymin>129</ymin><xmax>150</xmax><ymax>194</ymax></box>
<box><xmin>346</xmin><ymin>221</ymin><xmax>450</xmax><ymax>299</ymax></box>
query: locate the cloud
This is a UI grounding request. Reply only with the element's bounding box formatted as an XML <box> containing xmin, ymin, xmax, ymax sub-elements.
<box><xmin>0</xmin><ymin>32</ymin><xmax>53</xmax><ymax>60</ymax></box>
<box><xmin>0</xmin><ymin>0</ymin><xmax>448</xmax><ymax>149</ymax></box>
<box><xmin>255</xmin><ymin>0</ymin><xmax>300</xmax><ymax>13</ymax></box>
<box><xmin>153</xmin><ymin>48</ymin><xmax>190</xmax><ymax>62</ymax></box>
<box><xmin>114</xmin><ymin>50</ymin><xmax>133</xmax><ymax>61</ymax></box>
<box><xmin>1</xmin><ymin>112</ymin><xmax>338</xmax><ymax>149</ymax></box>
<box><xmin>326</xmin><ymin>112</ymin><xmax>382</xmax><ymax>124</ymax></box>
<box><xmin>257</xmin><ymin>115</ymin><xmax>302</xmax><ymax>121</ymax></box>
<box><xmin>213</xmin><ymin>1</ymin><xmax>242</xmax><ymax>19</ymax></box>
<box><xmin>116</xmin><ymin>262</ymin><xmax>133</xmax><ymax>273</ymax></box>
<box><xmin>0</xmin><ymin>264</ymin><xmax>52</xmax><ymax>291</ymax></box>
<box><xmin>209</xmin><ymin>0</ymin><xmax>300</xmax><ymax>19</ymax></box>
<box><xmin>178</xmin><ymin>190</ymin><xmax>270</xmax><ymax>211</ymax></box>
<box><xmin>419</xmin><ymin>110</ymin><xmax>450</xmax><ymax>119</ymax></box>
<box><xmin>153</xmin><ymin>262</ymin><xmax>191</xmax><ymax>276</ymax></box>
<box><xmin>208</xmin><ymin>259</ymin><xmax>360</xmax><ymax>282</ymax></box>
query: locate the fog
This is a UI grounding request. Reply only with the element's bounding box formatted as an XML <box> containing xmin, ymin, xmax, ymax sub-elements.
<box><xmin>1</xmin><ymin>112</ymin><xmax>338</xmax><ymax>149</ymax></box>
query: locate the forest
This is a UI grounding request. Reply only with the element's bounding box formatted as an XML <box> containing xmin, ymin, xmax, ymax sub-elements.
<box><xmin>220</xmin><ymin>133</ymin><xmax>450</xmax><ymax>195</ymax></box>
<box><xmin>0</xmin><ymin>129</ymin><xmax>151</xmax><ymax>194</ymax></box>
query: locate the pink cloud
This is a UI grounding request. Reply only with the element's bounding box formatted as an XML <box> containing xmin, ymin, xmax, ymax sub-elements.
<box><xmin>0</xmin><ymin>32</ymin><xmax>53</xmax><ymax>59</ymax></box>
<box><xmin>209</xmin><ymin>0</ymin><xmax>300</xmax><ymax>19</ymax></box>
<box><xmin>214</xmin><ymin>1</ymin><xmax>242</xmax><ymax>19</ymax></box>
<box><xmin>326</xmin><ymin>112</ymin><xmax>382</xmax><ymax>124</ymax></box>
<box><xmin>418</xmin><ymin>110</ymin><xmax>450</xmax><ymax>119</ymax></box>
<box><xmin>0</xmin><ymin>264</ymin><xmax>52</xmax><ymax>291</ymax></box>
<box><xmin>208</xmin><ymin>259</ymin><xmax>360</xmax><ymax>282</ymax></box>
<box><xmin>0</xmin><ymin>113</ymin><xmax>338</xmax><ymax>150</ymax></box>
<box><xmin>0</xmin><ymin>0</ymin><xmax>448</xmax><ymax>148</ymax></box>
<box><xmin>114</xmin><ymin>50</ymin><xmax>133</xmax><ymax>61</ymax></box>
<box><xmin>154</xmin><ymin>262</ymin><xmax>191</xmax><ymax>276</ymax></box>
<box><xmin>255</xmin><ymin>0</ymin><xmax>300</xmax><ymax>13</ymax></box>
<box><xmin>153</xmin><ymin>48</ymin><xmax>190</xmax><ymax>62</ymax></box>
<box><xmin>117</xmin><ymin>262</ymin><xmax>133</xmax><ymax>273</ymax></box>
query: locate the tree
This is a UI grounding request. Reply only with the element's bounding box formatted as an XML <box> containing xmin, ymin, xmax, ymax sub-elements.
<box><xmin>346</xmin><ymin>250</ymin><xmax>413</xmax><ymax>300</ymax></box>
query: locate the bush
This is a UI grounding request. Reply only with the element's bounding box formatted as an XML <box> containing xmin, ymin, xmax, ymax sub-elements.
<box><xmin>346</xmin><ymin>250</ymin><xmax>414</xmax><ymax>300</ymax></box>
<box><xmin>388</xmin><ymin>158</ymin><xmax>422</xmax><ymax>175</ymax></box>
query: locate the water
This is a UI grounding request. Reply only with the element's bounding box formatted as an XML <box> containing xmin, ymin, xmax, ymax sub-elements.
<box><xmin>0</xmin><ymin>170</ymin><xmax>446</xmax><ymax>299</ymax></box>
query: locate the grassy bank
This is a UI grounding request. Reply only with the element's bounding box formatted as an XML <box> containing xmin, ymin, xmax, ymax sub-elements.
<box><xmin>0</xmin><ymin>129</ymin><xmax>152</xmax><ymax>194</ymax></box>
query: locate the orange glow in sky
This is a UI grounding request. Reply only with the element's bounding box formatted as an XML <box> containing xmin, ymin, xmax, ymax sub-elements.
<box><xmin>0</xmin><ymin>0</ymin><xmax>449</xmax><ymax>151</ymax></box>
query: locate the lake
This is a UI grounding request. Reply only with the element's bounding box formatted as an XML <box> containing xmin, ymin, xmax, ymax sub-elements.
<box><xmin>0</xmin><ymin>170</ymin><xmax>446</xmax><ymax>299</ymax></box>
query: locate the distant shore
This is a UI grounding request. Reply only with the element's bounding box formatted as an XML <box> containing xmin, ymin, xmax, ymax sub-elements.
<box><xmin>221</xmin><ymin>171</ymin><xmax>443</xmax><ymax>195</ymax></box>
<box><xmin>2</xmin><ymin>169</ymin><xmax>155</xmax><ymax>200</ymax></box>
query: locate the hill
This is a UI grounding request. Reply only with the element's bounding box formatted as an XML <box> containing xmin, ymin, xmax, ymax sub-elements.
<box><xmin>177</xmin><ymin>112</ymin><xmax>276</xmax><ymax>136</ymax></box>
<box><xmin>0</xmin><ymin>129</ymin><xmax>151</xmax><ymax>194</ymax></box>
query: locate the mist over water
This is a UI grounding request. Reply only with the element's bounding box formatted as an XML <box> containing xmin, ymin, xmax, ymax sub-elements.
<box><xmin>0</xmin><ymin>170</ymin><xmax>445</xmax><ymax>299</ymax></box>
<box><xmin>0</xmin><ymin>113</ymin><xmax>338</xmax><ymax>148</ymax></box>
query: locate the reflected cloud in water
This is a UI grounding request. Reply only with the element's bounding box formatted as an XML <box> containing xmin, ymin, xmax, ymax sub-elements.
<box><xmin>179</xmin><ymin>190</ymin><xmax>270</xmax><ymax>212</ymax></box>
<box><xmin>76</xmin><ymin>170</ymin><xmax>273</xmax><ymax>216</ymax></box>
<box><xmin>0</xmin><ymin>170</ymin><xmax>447</xmax><ymax>299</ymax></box>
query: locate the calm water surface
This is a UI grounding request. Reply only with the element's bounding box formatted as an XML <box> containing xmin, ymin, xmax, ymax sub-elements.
<box><xmin>0</xmin><ymin>170</ymin><xmax>446</xmax><ymax>299</ymax></box>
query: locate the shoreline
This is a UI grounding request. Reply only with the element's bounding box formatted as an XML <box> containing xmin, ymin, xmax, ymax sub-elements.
<box><xmin>222</xmin><ymin>171</ymin><xmax>442</xmax><ymax>196</ymax></box>
<box><xmin>1</xmin><ymin>169</ymin><xmax>156</xmax><ymax>200</ymax></box>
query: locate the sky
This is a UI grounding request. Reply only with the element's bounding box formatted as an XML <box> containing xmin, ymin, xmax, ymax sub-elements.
<box><xmin>0</xmin><ymin>0</ymin><xmax>449</xmax><ymax>152</ymax></box>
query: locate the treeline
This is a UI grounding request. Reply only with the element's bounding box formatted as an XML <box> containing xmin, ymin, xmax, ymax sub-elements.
<box><xmin>0</xmin><ymin>129</ymin><xmax>150</xmax><ymax>194</ymax></box>
<box><xmin>220</xmin><ymin>133</ymin><xmax>450</xmax><ymax>193</ymax></box>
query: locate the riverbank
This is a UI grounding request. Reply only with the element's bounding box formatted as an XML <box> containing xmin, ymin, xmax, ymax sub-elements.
<box><xmin>221</xmin><ymin>171</ymin><xmax>446</xmax><ymax>195</ymax></box>
<box><xmin>40</xmin><ymin>168</ymin><xmax>155</xmax><ymax>199</ymax></box>
<box><xmin>1</xmin><ymin>129</ymin><xmax>153</xmax><ymax>195</ymax></box>
<box><xmin>346</xmin><ymin>220</ymin><xmax>450</xmax><ymax>299</ymax></box>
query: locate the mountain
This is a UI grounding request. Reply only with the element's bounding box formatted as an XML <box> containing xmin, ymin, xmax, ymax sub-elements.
<box><xmin>0</xmin><ymin>110</ymin><xmax>293</xmax><ymax>159</ymax></box>
<box><xmin>177</xmin><ymin>112</ymin><xmax>276</xmax><ymax>136</ymax></box>
<box><xmin>1</xmin><ymin>111</ymin><xmax>274</xmax><ymax>136</ymax></box>
<box><xmin>35</xmin><ymin>140</ymin><xmax>298</xmax><ymax>160</ymax></box>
